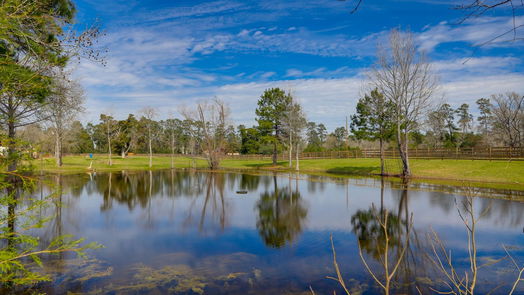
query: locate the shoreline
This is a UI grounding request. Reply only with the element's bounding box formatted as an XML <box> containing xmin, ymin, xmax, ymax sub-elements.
<box><xmin>32</xmin><ymin>155</ymin><xmax>524</xmax><ymax>193</ymax></box>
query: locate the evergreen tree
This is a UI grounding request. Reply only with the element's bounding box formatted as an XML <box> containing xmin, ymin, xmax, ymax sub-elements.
<box><xmin>476</xmin><ymin>98</ymin><xmax>493</xmax><ymax>136</ymax></box>
<box><xmin>255</xmin><ymin>88</ymin><xmax>292</xmax><ymax>165</ymax></box>
<box><xmin>350</xmin><ymin>89</ymin><xmax>395</xmax><ymax>175</ymax></box>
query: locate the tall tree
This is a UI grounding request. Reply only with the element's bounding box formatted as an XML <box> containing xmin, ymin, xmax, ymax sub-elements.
<box><xmin>224</xmin><ymin>125</ymin><xmax>241</xmax><ymax>154</ymax></box>
<box><xmin>350</xmin><ymin>89</ymin><xmax>395</xmax><ymax>175</ymax></box>
<box><xmin>0</xmin><ymin>63</ymin><xmax>51</xmax><ymax>171</ymax></box>
<box><xmin>164</xmin><ymin>117</ymin><xmax>182</xmax><ymax>168</ymax></box>
<box><xmin>69</xmin><ymin>121</ymin><xmax>93</xmax><ymax>153</ymax></box>
<box><xmin>331</xmin><ymin>127</ymin><xmax>348</xmax><ymax>150</ymax></box>
<box><xmin>99</xmin><ymin>114</ymin><xmax>118</xmax><ymax>166</ymax></box>
<box><xmin>113</xmin><ymin>114</ymin><xmax>138</xmax><ymax>158</ymax></box>
<box><xmin>425</xmin><ymin>106</ymin><xmax>447</xmax><ymax>148</ymax></box>
<box><xmin>0</xmin><ymin>0</ymin><xmax>100</xmax><ymax>171</ymax></box>
<box><xmin>140</xmin><ymin>107</ymin><xmax>157</xmax><ymax>168</ymax></box>
<box><xmin>283</xmin><ymin>97</ymin><xmax>307</xmax><ymax>170</ymax></box>
<box><xmin>370</xmin><ymin>29</ymin><xmax>438</xmax><ymax>177</ymax></box>
<box><xmin>181</xmin><ymin>99</ymin><xmax>230</xmax><ymax>169</ymax></box>
<box><xmin>239</xmin><ymin>125</ymin><xmax>261</xmax><ymax>154</ymax></box>
<box><xmin>317</xmin><ymin>123</ymin><xmax>327</xmax><ymax>146</ymax></box>
<box><xmin>440</xmin><ymin>104</ymin><xmax>457</xmax><ymax>143</ymax></box>
<box><xmin>44</xmin><ymin>70</ymin><xmax>85</xmax><ymax>166</ymax></box>
<box><xmin>490</xmin><ymin>92</ymin><xmax>524</xmax><ymax>147</ymax></box>
<box><xmin>456</xmin><ymin>103</ymin><xmax>473</xmax><ymax>148</ymax></box>
<box><xmin>476</xmin><ymin>98</ymin><xmax>493</xmax><ymax>136</ymax></box>
<box><xmin>305</xmin><ymin>122</ymin><xmax>322</xmax><ymax>152</ymax></box>
<box><xmin>256</xmin><ymin>88</ymin><xmax>292</xmax><ymax>165</ymax></box>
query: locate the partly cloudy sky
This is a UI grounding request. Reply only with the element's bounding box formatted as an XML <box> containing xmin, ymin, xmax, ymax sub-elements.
<box><xmin>73</xmin><ymin>0</ymin><xmax>524</xmax><ymax>130</ymax></box>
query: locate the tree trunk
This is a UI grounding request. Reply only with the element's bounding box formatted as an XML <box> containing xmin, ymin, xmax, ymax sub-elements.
<box><xmin>148</xmin><ymin>134</ymin><xmax>153</xmax><ymax>169</ymax></box>
<box><xmin>108</xmin><ymin>133</ymin><xmax>112</xmax><ymax>166</ymax></box>
<box><xmin>55</xmin><ymin>132</ymin><xmax>63</xmax><ymax>167</ymax></box>
<box><xmin>6</xmin><ymin>186</ymin><xmax>17</xmax><ymax>251</ymax></box>
<box><xmin>396</xmin><ymin>122</ymin><xmax>410</xmax><ymax>177</ymax></box>
<box><xmin>379</xmin><ymin>137</ymin><xmax>385</xmax><ymax>176</ymax></box>
<box><xmin>295</xmin><ymin>142</ymin><xmax>299</xmax><ymax>171</ymax></box>
<box><xmin>273</xmin><ymin>126</ymin><xmax>278</xmax><ymax>165</ymax></box>
<box><xmin>7</xmin><ymin>120</ymin><xmax>17</xmax><ymax>172</ymax></box>
<box><xmin>288</xmin><ymin>132</ymin><xmax>292</xmax><ymax>168</ymax></box>
<box><xmin>403</xmin><ymin>128</ymin><xmax>410</xmax><ymax>177</ymax></box>
<box><xmin>171</xmin><ymin>139</ymin><xmax>175</xmax><ymax>169</ymax></box>
<box><xmin>170</xmin><ymin>131</ymin><xmax>176</xmax><ymax>169</ymax></box>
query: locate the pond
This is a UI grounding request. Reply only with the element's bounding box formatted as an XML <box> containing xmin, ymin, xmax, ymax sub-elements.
<box><xmin>11</xmin><ymin>170</ymin><xmax>524</xmax><ymax>294</ymax></box>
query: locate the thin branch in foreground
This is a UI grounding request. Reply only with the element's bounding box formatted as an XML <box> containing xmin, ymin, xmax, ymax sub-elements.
<box><xmin>326</xmin><ymin>234</ymin><xmax>352</xmax><ymax>295</ymax></box>
<box><xmin>503</xmin><ymin>245</ymin><xmax>524</xmax><ymax>295</ymax></box>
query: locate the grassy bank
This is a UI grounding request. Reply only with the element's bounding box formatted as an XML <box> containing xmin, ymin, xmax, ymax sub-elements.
<box><xmin>34</xmin><ymin>155</ymin><xmax>208</xmax><ymax>173</ymax></box>
<box><xmin>34</xmin><ymin>155</ymin><xmax>524</xmax><ymax>190</ymax></box>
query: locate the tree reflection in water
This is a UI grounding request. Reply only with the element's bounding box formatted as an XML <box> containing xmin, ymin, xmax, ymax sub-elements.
<box><xmin>23</xmin><ymin>171</ymin><xmax>523</xmax><ymax>294</ymax></box>
<box><xmin>256</xmin><ymin>173</ymin><xmax>308</xmax><ymax>248</ymax></box>
<box><xmin>91</xmin><ymin>170</ymin><xmax>232</xmax><ymax>233</ymax></box>
<box><xmin>184</xmin><ymin>172</ymin><xmax>229</xmax><ymax>233</ymax></box>
<box><xmin>346</xmin><ymin>178</ymin><xmax>422</xmax><ymax>295</ymax></box>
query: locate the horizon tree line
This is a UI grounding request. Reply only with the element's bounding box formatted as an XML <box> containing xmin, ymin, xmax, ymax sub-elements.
<box><xmin>4</xmin><ymin>28</ymin><xmax>523</xmax><ymax>174</ymax></box>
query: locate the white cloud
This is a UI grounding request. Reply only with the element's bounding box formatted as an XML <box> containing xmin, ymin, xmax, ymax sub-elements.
<box><xmin>260</xmin><ymin>72</ymin><xmax>276</xmax><ymax>79</ymax></box>
<box><xmin>431</xmin><ymin>56</ymin><xmax>522</xmax><ymax>82</ymax></box>
<box><xmin>132</xmin><ymin>1</ymin><xmax>247</xmax><ymax>23</ymax></box>
<box><xmin>74</xmin><ymin>1</ymin><xmax>524</xmax><ymax>130</ymax></box>
<box><xmin>285</xmin><ymin>67</ymin><xmax>354</xmax><ymax>78</ymax></box>
<box><xmin>79</xmin><ymin>65</ymin><xmax>524</xmax><ymax>131</ymax></box>
<box><xmin>432</xmin><ymin>57</ymin><xmax>520</xmax><ymax>73</ymax></box>
<box><xmin>440</xmin><ymin>73</ymin><xmax>524</xmax><ymax>107</ymax></box>
<box><xmin>418</xmin><ymin>16</ymin><xmax>524</xmax><ymax>51</ymax></box>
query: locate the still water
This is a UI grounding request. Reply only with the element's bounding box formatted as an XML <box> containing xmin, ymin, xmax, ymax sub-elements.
<box><xmin>26</xmin><ymin>171</ymin><xmax>524</xmax><ymax>294</ymax></box>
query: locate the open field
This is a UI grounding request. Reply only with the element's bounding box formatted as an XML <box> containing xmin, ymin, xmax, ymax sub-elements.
<box><xmin>33</xmin><ymin>155</ymin><xmax>524</xmax><ymax>191</ymax></box>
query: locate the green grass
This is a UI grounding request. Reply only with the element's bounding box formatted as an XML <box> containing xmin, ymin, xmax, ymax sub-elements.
<box><xmin>220</xmin><ymin>158</ymin><xmax>524</xmax><ymax>190</ymax></box>
<box><xmin>33</xmin><ymin>155</ymin><xmax>524</xmax><ymax>190</ymax></box>
<box><xmin>34</xmin><ymin>155</ymin><xmax>209</xmax><ymax>174</ymax></box>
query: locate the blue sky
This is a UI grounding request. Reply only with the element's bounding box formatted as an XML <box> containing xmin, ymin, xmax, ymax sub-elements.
<box><xmin>73</xmin><ymin>0</ymin><xmax>524</xmax><ymax>130</ymax></box>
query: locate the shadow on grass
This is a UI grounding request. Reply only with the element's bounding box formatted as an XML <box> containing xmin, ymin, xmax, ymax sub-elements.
<box><xmin>325</xmin><ymin>166</ymin><xmax>377</xmax><ymax>175</ymax></box>
<box><xmin>243</xmin><ymin>161</ymin><xmax>288</xmax><ymax>168</ymax></box>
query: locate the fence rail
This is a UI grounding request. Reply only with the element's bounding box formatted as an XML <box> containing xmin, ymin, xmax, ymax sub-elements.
<box><xmin>67</xmin><ymin>147</ymin><xmax>524</xmax><ymax>161</ymax></box>
<box><xmin>224</xmin><ymin>147</ymin><xmax>524</xmax><ymax>161</ymax></box>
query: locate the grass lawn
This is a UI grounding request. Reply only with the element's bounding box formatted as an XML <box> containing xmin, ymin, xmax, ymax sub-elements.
<box><xmin>34</xmin><ymin>155</ymin><xmax>209</xmax><ymax>174</ymax></box>
<box><xmin>220</xmin><ymin>158</ymin><xmax>524</xmax><ymax>190</ymax></box>
<box><xmin>34</xmin><ymin>155</ymin><xmax>524</xmax><ymax>190</ymax></box>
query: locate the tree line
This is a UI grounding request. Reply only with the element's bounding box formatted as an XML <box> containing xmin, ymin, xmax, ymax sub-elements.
<box><xmin>20</xmin><ymin>86</ymin><xmax>523</xmax><ymax>172</ymax></box>
<box><xmin>4</xmin><ymin>24</ymin><xmax>523</xmax><ymax>176</ymax></box>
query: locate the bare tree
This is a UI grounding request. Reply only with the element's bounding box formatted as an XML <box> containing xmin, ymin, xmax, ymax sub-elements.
<box><xmin>427</xmin><ymin>186</ymin><xmax>524</xmax><ymax>295</ymax></box>
<box><xmin>165</xmin><ymin>113</ymin><xmax>178</xmax><ymax>169</ymax></box>
<box><xmin>181</xmin><ymin>99</ymin><xmax>230</xmax><ymax>169</ymax></box>
<box><xmin>370</xmin><ymin>29</ymin><xmax>438</xmax><ymax>177</ymax></box>
<box><xmin>283</xmin><ymin>94</ymin><xmax>307</xmax><ymax>171</ymax></box>
<box><xmin>140</xmin><ymin>107</ymin><xmax>157</xmax><ymax>168</ymax></box>
<box><xmin>504</xmin><ymin>245</ymin><xmax>524</xmax><ymax>295</ymax></box>
<box><xmin>44</xmin><ymin>70</ymin><xmax>85</xmax><ymax>166</ymax></box>
<box><xmin>490</xmin><ymin>92</ymin><xmax>524</xmax><ymax>147</ymax></box>
<box><xmin>425</xmin><ymin>188</ymin><xmax>519</xmax><ymax>295</ymax></box>
<box><xmin>100</xmin><ymin>113</ymin><xmax>118</xmax><ymax>166</ymax></box>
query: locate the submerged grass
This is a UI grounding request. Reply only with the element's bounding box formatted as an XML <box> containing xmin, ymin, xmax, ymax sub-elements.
<box><xmin>33</xmin><ymin>155</ymin><xmax>524</xmax><ymax>191</ymax></box>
